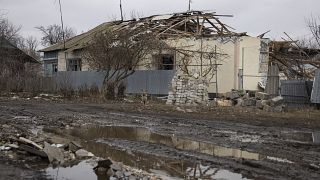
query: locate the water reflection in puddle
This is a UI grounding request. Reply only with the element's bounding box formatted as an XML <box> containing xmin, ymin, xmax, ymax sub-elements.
<box><xmin>313</xmin><ymin>132</ymin><xmax>320</xmax><ymax>144</ymax></box>
<box><xmin>49</xmin><ymin>126</ymin><xmax>257</xmax><ymax>179</ymax></box>
<box><xmin>46</xmin><ymin>161</ymin><xmax>98</xmax><ymax>180</ymax></box>
<box><xmin>69</xmin><ymin>126</ymin><xmax>264</xmax><ymax>161</ymax></box>
<box><xmin>45</xmin><ymin>142</ymin><xmax>249</xmax><ymax>180</ymax></box>
<box><xmin>280</xmin><ymin>131</ymin><xmax>320</xmax><ymax>144</ymax></box>
<box><xmin>48</xmin><ymin>126</ymin><xmax>317</xmax><ymax>180</ymax></box>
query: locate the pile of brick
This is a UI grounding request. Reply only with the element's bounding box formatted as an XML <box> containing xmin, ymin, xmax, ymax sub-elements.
<box><xmin>166</xmin><ymin>73</ymin><xmax>209</xmax><ymax>106</ymax></box>
<box><xmin>215</xmin><ymin>90</ymin><xmax>286</xmax><ymax>112</ymax></box>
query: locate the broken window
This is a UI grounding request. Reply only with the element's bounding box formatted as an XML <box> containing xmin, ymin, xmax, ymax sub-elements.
<box><xmin>157</xmin><ymin>54</ymin><xmax>174</xmax><ymax>70</ymax></box>
<box><xmin>67</xmin><ymin>58</ymin><xmax>82</xmax><ymax>71</ymax></box>
<box><xmin>52</xmin><ymin>64</ymin><xmax>58</xmax><ymax>74</ymax></box>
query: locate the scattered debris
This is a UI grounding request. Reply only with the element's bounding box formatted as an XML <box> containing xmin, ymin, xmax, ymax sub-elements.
<box><xmin>43</xmin><ymin>142</ymin><xmax>65</xmax><ymax>164</ymax></box>
<box><xmin>19</xmin><ymin>137</ymin><xmax>43</xmax><ymax>150</ymax></box>
<box><xmin>270</xmin><ymin>96</ymin><xmax>284</xmax><ymax>107</ymax></box>
<box><xmin>0</xmin><ymin>146</ymin><xmax>11</xmax><ymax>151</ymax></box>
<box><xmin>68</xmin><ymin>141</ymin><xmax>82</xmax><ymax>152</ymax></box>
<box><xmin>226</xmin><ymin>90</ymin><xmax>240</xmax><ymax>100</ymax></box>
<box><xmin>216</xmin><ymin>99</ymin><xmax>233</xmax><ymax>107</ymax></box>
<box><xmin>211</xmin><ymin>90</ymin><xmax>287</xmax><ymax>112</ymax></box>
<box><xmin>75</xmin><ymin>149</ymin><xmax>94</xmax><ymax>158</ymax></box>
<box><xmin>255</xmin><ymin>92</ymin><xmax>270</xmax><ymax>100</ymax></box>
<box><xmin>19</xmin><ymin>144</ymin><xmax>47</xmax><ymax>158</ymax></box>
<box><xmin>93</xmin><ymin>158</ymin><xmax>157</xmax><ymax>179</ymax></box>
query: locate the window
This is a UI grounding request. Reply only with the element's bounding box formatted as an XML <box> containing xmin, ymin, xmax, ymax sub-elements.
<box><xmin>52</xmin><ymin>64</ymin><xmax>58</xmax><ymax>74</ymax></box>
<box><xmin>43</xmin><ymin>51</ymin><xmax>58</xmax><ymax>60</ymax></box>
<box><xmin>44</xmin><ymin>61</ymin><xmax>58</xmax><ymax>77</ymax></box>
<box><xmin>67</xmin><ymin>58</ymin><xmax>81</xmax><ymax>71</ymax></box>
<box><xmin>158</xmin><ymin>54</ymin><xmax>174</xmax><ymax>70</ymax></box>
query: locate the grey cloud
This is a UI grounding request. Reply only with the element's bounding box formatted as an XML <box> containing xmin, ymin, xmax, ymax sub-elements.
<box><xmin>1</xmin><ymin>0</ymin><xmax>319</xmax><ymax>46</ymax></box>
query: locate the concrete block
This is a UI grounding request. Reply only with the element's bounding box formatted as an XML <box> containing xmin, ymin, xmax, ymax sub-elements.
<box><xmin>274</xmin><ymin>105</ymin><xmax>284</xmax><ymax>112</ymax></box>
<box><xmin>217</xmin><ymin>100</ymin><xmax>233</xmax><ymax>107</ymax></box>
<box><xmin>270</xmin><ymin>96</ymin><xmax>284</xmax><ymax>106</ymax></box>
<box><xmin>256</xmin><ymin>100</ymin><xmax>268</xmax><ymax>109</ymax></box>
<box><xmin>236</xmin><ymin>98</ymin><xmax>244</xmax><ymax>106</ymax></box>
<box><xmin>242</xmin><ymin>98</ymin><xmax>257</xmax><ymax>106</ymax></box>
<box><xmin>263</xmin><ymin>104</ymin><xmax>273</xmax><ymax>112</ymax></box>
<box><xmin>255</xmin><ymin>92</ymin><xmax>270</xmax><ymax>100</ymax></box>
<box><xmin>226</xmin><ymin>91</ymin><xmax>240</xmax><ymax>100</ymax></box>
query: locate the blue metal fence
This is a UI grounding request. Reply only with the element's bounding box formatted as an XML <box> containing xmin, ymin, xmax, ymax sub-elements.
<box><xmin>280</xmin><ymin>80</ymin><xmax>313</xmax><ymax>107</ymax></box>
<box><xmin>56</xmin><ymin>70</ymin><xmax>174</xmax><ymax>95</ymax></box>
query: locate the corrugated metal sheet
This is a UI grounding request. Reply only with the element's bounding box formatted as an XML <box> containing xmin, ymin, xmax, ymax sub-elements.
<box><xmin>281</xmin><ymin>80</ymin><xmax>313</xmax><ymax>106</ymax></box>
<box><xmin>126</xmin><ymin>70</ymin><xmax>174</xmax><ymax>94</ymax></box>
<box><xmin>56</xmin><ymin>70</ymin><xmax>174</xmax><ymax>95</ymax></box>
<box><xmin>311</xmin><ymin>69</ymin><xmax>320</xmax><ymax>104</ymax></box>
<box><xmin>265</xmin><ymin>65</ymin><xmax>279</xmax><ymax>96</ymax></box>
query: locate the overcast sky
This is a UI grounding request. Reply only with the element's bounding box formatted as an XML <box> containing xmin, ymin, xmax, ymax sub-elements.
<box><xmin>1</xmin><ymin>0</ymin><xmax>319</xmax><ymax>47</ymax></box>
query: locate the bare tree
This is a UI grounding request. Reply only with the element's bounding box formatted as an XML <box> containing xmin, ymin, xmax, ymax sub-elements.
<box><xmin>83</xmin><ymin>28</ymin><xmax>165</xmax><ymax>99</ymax></box>
<box><xmin>307</xmin><ymin>15</ymin><xmax>320</xmax><ymax>48</ymax></box>
<box><xmin>36</xmin><ymin>24</ymin><xmax>76</xmax><ymax>47</ymax></box>
<box><xmin>23</xmin><ymin>36</ymin><xmax>40</xmax><ymax>60</ymax></box>
<box><xmin>0</xmin><ymin>15</ymin><xmax>22</xmax><ymax>46</ymax></box>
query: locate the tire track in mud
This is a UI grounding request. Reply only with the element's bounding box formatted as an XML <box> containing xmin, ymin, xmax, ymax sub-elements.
<box><xmin>88</xmin><ymin>138</ymin><xmax>318</xmax><ymax>180</ymax></box>
<box><xmin>1</xmin><ymin>101</ymin><xmax>320</xmax><ymax>179</ymax></box>
<box><xmin>95</xmin><ymin>112</ymin><xmax>320</xmax><ymax>179</ymax></box>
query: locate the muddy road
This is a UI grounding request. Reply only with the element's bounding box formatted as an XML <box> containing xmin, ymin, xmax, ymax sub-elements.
<box><xmin>0</xmin><ymin>99</ymin><xmax>320</xmax><ymax>179</ymax></box>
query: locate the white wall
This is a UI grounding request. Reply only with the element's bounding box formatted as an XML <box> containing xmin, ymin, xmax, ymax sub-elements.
<box><xmin>57</xmin><ymin>51</ymin><xmax>90</xmax><ymax>71</ymax></box>
<box><xmin>56</xmin><ymin>36</ymin><xmax>265</xmax><ymax>94</ymax></box>
<box><xmin>163</xmin><ymin>36</ymin><xmax>263</xmax><ymax>94</ymax></box>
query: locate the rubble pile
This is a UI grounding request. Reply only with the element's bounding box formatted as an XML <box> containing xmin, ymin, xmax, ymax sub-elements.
<box><xmin>94</xmin><ymin>159</ymin><xmax>158</xmax><ymax>179</ymax></box>
<box><xmin>166</xmin><ymin>73</ymin><xmax>209</xmax><ymax>106</ymax></box>
<box><xmin>215</xmin><ymin>90</ymin><xmax>286</xmax><ymax>112</ymax></box>
<box><xmin>0</xmin><ymin>128</ymin><xmax>94</xmax><ymax>166</ymax></box>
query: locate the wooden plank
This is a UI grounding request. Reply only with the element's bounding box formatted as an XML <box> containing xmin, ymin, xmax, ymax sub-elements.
<box><xmin>19</xmin><ymin>144</ymin><xmax>48</xmax><ymax>158</ymax></box>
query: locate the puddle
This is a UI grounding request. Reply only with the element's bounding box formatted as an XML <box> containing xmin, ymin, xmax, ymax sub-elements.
<box><xmin>46</xmin><ymin>126</ymin><xmax>257</xmax><ymax>179</ymax></box>
<box><xmin>68</xmin><ymin>126</ymin><xmax>265</xmax><ymax>161</ymax></box>
<box><xmin>280</xmin><ymin>131</ymin><xmax>320</xmax><ymax>144</ymax></box>
<box><xmin>313</xmin><ymin>132</ymin><xmax>320</xmax><ymax>144</ymax></box>
<box><xmin>46</xmin><ymin>161</ymin><xmax>99</xmax><ymax>180</ymax></box>
<box><xmin>44</xmin><ymin>144</ymin><xmax>249</xmax><ymax>180</ymax></box>
<box><xmin>46</xmin><ymin>126</ymin><xmax>314</xmax><ymax>180</ymax></box>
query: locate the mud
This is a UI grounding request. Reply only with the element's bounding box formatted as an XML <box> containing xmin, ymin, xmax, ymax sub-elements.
<box><xmin>0</xmin><ymin>99</ymin><xmax>320</xmax><ymax>179</ymax></box>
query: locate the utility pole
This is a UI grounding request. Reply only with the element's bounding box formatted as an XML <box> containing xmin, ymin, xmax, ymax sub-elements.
<box><xmin>120</xmin><ymin>0</ymin><xmax>124</xmax><ymax>21</ymax></box>
<box><xmin>58</xmin><ymin>0</ymin><xmax>67</xmax><ymax>71</ymax></box>
<box><xmin>58</xmin><ymin>0</ymin><xmax>65</xmax><ymax>50</ymax></box>
<box><xmin>188</xmin><ymin>0</ymin><xmax>191</xmax><ymax>11</ymax></box>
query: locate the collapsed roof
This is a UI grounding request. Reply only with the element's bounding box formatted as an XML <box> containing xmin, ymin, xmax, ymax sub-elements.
<box><xmin>40</xmin><ymin>11</ymin><xmax>247</xmax><ymax>52</ymax></box>
<box><xmin>270</xmin><ymin>41</ymin><xmax>320</xmax><ymax>79</ymax></box>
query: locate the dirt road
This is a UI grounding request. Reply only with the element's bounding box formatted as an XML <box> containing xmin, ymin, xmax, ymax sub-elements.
<box><xmin>0</xmin><ymin>98</ymin><xmax>320</xmax><ymax>179</ymax></box>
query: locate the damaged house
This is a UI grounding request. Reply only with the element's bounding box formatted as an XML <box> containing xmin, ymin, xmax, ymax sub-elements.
<box><xmin>40</xmin><ymin>11</ymin><xmax>269</xmax><ymax>97</ymax></box>
<box><xmin>269</xmin><ymin>41</ymin><xmax>320</xmax><ymax>106</ymax></box>
<box><xmin>269</xmin><ymin>41</ymin><xmax>320</xmax><ymax>80</ymax></box>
